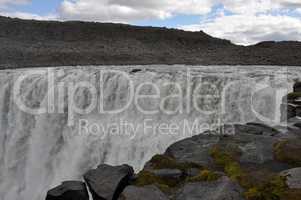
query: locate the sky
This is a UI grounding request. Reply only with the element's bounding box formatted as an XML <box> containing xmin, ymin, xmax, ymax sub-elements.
<box><xmin>1</xmin><ymin>0</ymin><xmax>301</xmax><ymax>45</ymax></box>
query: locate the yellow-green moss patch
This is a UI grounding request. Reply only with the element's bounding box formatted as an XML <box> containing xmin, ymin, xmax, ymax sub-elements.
<box><xmin>186</xmin><ymin>170</ymin><xmax>221</xmax><ymax>182</ymax></box>
<box><xmin>244</xmin><ymin>176</ymin><xmax>287</xmax><ymax>200</ymax></box>
<box><xmin>210</xmin><ymin>145</ymin><xmax>252</xmax><ymax>188</ymax></box>
<box><xmin>134</xmin><ymin>170</ymin><xmax>178</xmax><ymax>187</ymax></box>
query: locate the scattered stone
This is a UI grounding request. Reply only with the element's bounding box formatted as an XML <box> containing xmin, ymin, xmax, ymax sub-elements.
<box><xmin>118</xmin><ymin>185</ymin><xmax>169</xmax><ymax>200</ymax></box>
<box><xmin>84</xmin><ymin>164</ymin><xmax>134</xmax><ymax>200</ymax></box>
<box><xmin>45</xmin><ymin>181</ymin><xmax>89</xmax><ymax>200</ymax></box>
<box><xmin>280</xmin><ymin>168</ymin><xmax>301</xmax><ymax>189</ymax></box>
<box><xmin>175</xmin><ymin>176</ymin><xmax>244</xmax><ymax>200</ymax></box>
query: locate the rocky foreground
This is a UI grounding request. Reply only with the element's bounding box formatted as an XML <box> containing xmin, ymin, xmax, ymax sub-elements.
<box><xmin>1</xmin><ymin>16</ymin><xmax>301</xmax><ymax>69</ymax></box>
<box><xmin>45</xmin><ymin>84</ymin><xmax>301</xmax><ymax>200</ymax></box>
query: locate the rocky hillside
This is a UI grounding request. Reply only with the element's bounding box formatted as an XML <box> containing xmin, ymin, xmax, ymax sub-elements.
<box><xmin>46</xmin><ymin>83</ymin><xmax>301</xmax><ymax>200</ymax></box>
<box><xmin>0</xmin><ymin>16</ymin><xmax>301</xmax><ymax>69</ymax></box>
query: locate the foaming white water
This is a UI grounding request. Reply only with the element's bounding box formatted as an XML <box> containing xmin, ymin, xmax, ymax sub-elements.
<box><xmin>0</xmin><ymin>65</ymin><xmax>300</xmax><ymax>200</ymax></box>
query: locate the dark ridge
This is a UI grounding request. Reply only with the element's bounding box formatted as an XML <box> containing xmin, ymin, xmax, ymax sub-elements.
<box><xmin>0</xmin><ymin>15</ymin><xmax>300</xmax><ymax>69</ymax></box>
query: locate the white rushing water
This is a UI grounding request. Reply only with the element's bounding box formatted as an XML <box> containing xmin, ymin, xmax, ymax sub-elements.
<box><xmin>0</xmin><ymin>65</ymin><xmax>300</xmax><ymax>200</ymax></box>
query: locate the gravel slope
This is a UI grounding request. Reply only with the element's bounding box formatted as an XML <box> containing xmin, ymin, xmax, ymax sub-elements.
<box><xmin>0</xmin><ymin>16</ymin><xmax>301</xmax><ymax>68</ymax></box>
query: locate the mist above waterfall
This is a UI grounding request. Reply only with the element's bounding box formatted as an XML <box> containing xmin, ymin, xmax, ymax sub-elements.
<box><xmin>0</xmin><ymin>65</ymin><xmax>300</xmax><ymax>200</ymax></box>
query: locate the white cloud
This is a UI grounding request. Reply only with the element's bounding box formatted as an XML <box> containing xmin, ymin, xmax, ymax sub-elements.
<box><xmin>59</xmin><ymin>0</ymin><xmax>215</xmax><ymax>22</ymax></box>
<box><xmin>220</xmin><ymin>0</ymin><xmax>277</xmax><ymax>14</ymax></box>
<box><xmin>0</xmin><ymin>0</ymin><xmax>30</xmax><ymax>9</ymax></box>
<box><xmin>181</xmin><ymin>14</ymin><xmax>301</xmax><ymax>45</ymax></box>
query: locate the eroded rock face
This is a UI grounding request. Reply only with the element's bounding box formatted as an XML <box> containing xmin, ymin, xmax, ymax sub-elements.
<box><xmin>175</xmin><ymin>176</ymin><xmax>244</xmax><ymax>200</ymax></box>
<box><xmin>118</xmin><ymin>185</ymin><xmax>169</xmax><ymax>200</ymax></box>
<box><xmin>84</xmin><ymin>164</ymin><xmax>134</xmax><ymax>200</ymax></box>
<box><xmin>281</xmin><ymin>168</ymin><xmax>301</xmax><ymax>189</ymax></box>
<box><xmin>46</xmin><ymin>181</ymin><xmax>89</xmax><ymax>200</ymax></box>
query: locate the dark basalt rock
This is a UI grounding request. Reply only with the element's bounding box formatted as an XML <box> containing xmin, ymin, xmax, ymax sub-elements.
<box><xmin>293</xmin><ymin>82</ymin><xmax>301</xmax><ymax>93</ymax></box>
<box><xmin>118</xmin><ymin>185</ymin><xmax>169</xmax><ymax>200</ymax></box>
<box><xmin>45</xmin><ymin>181</ymin><xmax>89</xmax><ymax>200</ymax></box>
<box><xmin>165</xmin><ymin>134</ymin><xmax>220</xmax><ymax>166</ymax></box>
<box><xmin>175</xmin><ymin>176</ymin><xmax>244</xmax><ymax>200</ymax></box>
<box><xmin>151</xmin><ymin>169</ymin><xmax>183</xmax><ymax>180</ymax></box>
<box><xmin>130</xmin><ymin>69</ymin><xmax>142</xmax><ymax>74</ymax></box>
<box><xmin>84</xmin><ymin>164</ymin><xmax>134</xmax><ymax>200</ymax></box>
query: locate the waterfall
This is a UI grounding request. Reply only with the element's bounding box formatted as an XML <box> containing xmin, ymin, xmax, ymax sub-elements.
<box><xmin>0</xmin><ymin>65</ymin><xmax>299</xmax><ymax>200</ymax></box>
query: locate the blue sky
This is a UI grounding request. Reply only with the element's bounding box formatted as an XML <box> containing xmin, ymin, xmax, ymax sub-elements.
<box><xmin>1</xmin><ymin>0</ymin><xmax>301</xmax><ymax>45</ymax></box>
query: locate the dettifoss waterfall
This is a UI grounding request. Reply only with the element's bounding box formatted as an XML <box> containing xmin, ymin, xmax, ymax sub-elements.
<box><xmin>0</xmin><ymin>65</ymin><xmax>300</xmax><ymax>200</ymax></box>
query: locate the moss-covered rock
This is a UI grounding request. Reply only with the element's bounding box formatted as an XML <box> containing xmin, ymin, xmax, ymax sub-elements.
<box><xmin>134</xmin><ymin>170</ymin><xmax>177</xmax><ymax>188</ymax></box>
<box><xmin>147</xmin><ymin>154</ymin><xmax>203</xmax><ymax>171</ymax></box>
<box><xmin>186</xmin><ymin>169</ymin><xmax>221</xmax><ymax>182</ymax></box>
<box><xmin>274</xmin><ymin>139</ymin><xmax>301</xmax><ymax>167</ymax></box>
<box><xmin>244</xmin><ymin>176</ymin><xmax>287</xmax><ymax>200</ymax></box>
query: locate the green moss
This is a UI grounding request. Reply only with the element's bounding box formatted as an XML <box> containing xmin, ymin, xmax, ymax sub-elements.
<box><xmin>134</xmin><ymin>170</ymin><xmax>178</xmax><ymax>188</ymax></box>
<box><xmin>210</xmin><ymin>146</ymin><xmax>243</xmax><ymax>179</ymax></box>
<box><xmin>287</xmin><ymin>92</ymin><xmax>301</xmax><ymax>100</ymax></box>
<box><xmin>244</xmin><ymin>176</ymin><xmax>287</xmax><ymax>200</ymax></box>
<box><xmin>210</xmin><ymin>146</ymin><xmax>234</xmax><ymax>166</ymax></box>
<box><xmin>210</xmin><ymin>145</ymin><xmax>252</xmax><ymax>188</ymax></box>
<box><xmin>186</xmin><ymin>170</ymin><xmax>221</xmax><ymax>182</ymax></box>
<box><xmin>148</xmin><ymin>154</ymin><xmax>203</xmax><ymax>171</ymax></box>
<box><xmin>273</xmin><ymin>139</ymin><xmax>301</xmax><ymax>167</ymax></box>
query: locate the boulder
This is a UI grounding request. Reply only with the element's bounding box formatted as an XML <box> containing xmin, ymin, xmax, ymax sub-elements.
<box><xmin>84</xmin><ymin>164</ymin><xmax>134</xmax><ymax>200</ymax></box>
<box><xmin>280</xmin><ymin>168</ymin><xmax>301</xmax><ymax>189</ymax></box>
<box><xmin>175</xmin><ymin>176</ymin><xmax>244</xmax><ymax>200</ymax></box>
<box><xmin>46</xmin><ymin>181</ymin><xmax>89</xmax><ymax>200</ymax></box>
<box><xmin>165</xmin><ymin>124</ymin><xmax>281</xmax><ymax>167</ymax></box>
<box><xmin>165</xmin><ymin>134</ymin><xmax>220</xmax><ymax>167</ymax></box>
<box><xmin>118</xmin><ymin>185</ymin><xmax>169</xmax><ymax>200</ymax></box>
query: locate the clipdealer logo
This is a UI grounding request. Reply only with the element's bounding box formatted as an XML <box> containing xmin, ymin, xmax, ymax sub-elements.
<box><xmin>12</xmin><ymin>67</ymin><xmax>289</xmax><ymax>138</ymax></box>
